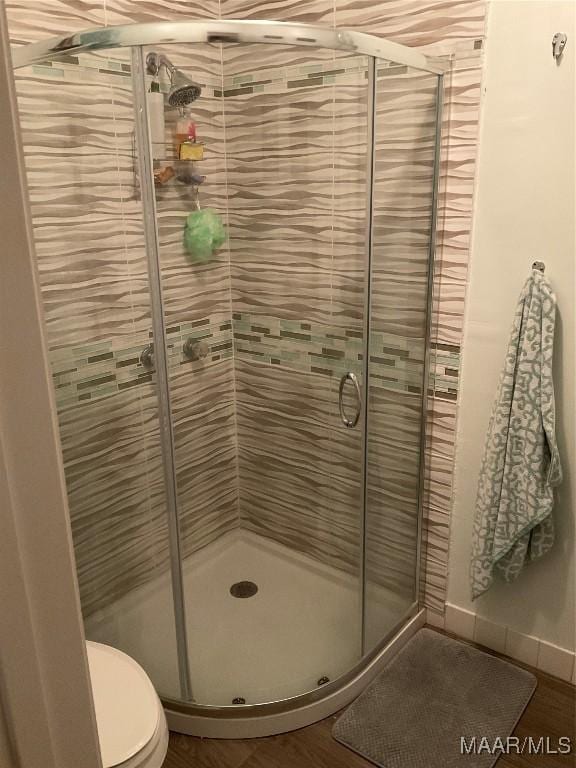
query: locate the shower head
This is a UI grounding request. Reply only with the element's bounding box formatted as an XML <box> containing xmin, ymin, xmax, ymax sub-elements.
<box><xmin>168</xmin><ymin>69</ymin><xmax>202</xmax><ymax>107</ymax></box>
<box><xmin>146</xmin><ymin>51</ymin><xmax>202</xmax><ymax>107</ymax></box>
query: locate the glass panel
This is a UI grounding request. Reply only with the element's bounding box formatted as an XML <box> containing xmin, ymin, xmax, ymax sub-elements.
<box><xmin>144</xmin><ymin>41</ymin><xmax>372</xmax><ymax>705</ymax></box>
<box><xmin>14</xmin><ymin>32</ymin><xmax>440</xmax><ymax>710</ymax></box>
<box><xmin>12</xmin><ymin>51</ymin><xmax>181</xmax><ymax>698</ymax></box>
<box><xmin>363</xmin><ymin>64</ymin><xmax>440</xmax><ymax>652</ymax></box>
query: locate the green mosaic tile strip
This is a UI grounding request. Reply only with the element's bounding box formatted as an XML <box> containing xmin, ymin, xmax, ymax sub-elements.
<box><xmin>51</xmin><ymin>318</ymin><xmax>233</xmax><ymax>407</ymax></box>
<box><xmin>376</xmin><ymin>64</ymin><xmax>409</xmax><ymax>78</ymax></box>
<box><xmin>221</xmin><ymin>56</ymin><xmax>369</xmax><ymax>98</ymax></box>
<box><xmin>428</xmin><ymin>342</ymin><xmax>461</xmax><ymax>401</ymax></box>
<box><xmin>27</xmin><ymin>53</ymin><xmax>131</xmax><ymax>78</ymax></box>
<box><xmin>50</xmin><ymin>315</ymin><xmax>460</xmax><ymax>407</ymax></box>
<box><xmin>25</xmin><ymin>50</ymin><xmax>369</xmax><ymax>96</ymax></box>
<box><xmin>232</xmin><ymin>314</ymin><xmax>362</xmax><ymax>378</ymax></box>
<box><xmin>24</xmin><ymin>57</ymin><xmax>222</xmax><ymax>94</ymax></box>
<box><xmin>231</xmin><ymin>312</ymin><xmax>442</xmax><ymax>397</ymax></box>
<box><xmin>32</xmin><ymin>65</ymin><xmax>64</xmax><ymax>78</ymax></box>
<box><xmin>232</xmin><ymin>74</ymin><xmax>254</xmax><ymax>85</ymax></box>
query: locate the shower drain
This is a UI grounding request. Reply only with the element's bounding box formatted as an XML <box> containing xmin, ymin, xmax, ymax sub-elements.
<box><xmin>230</xmin><ymin>580</ymin><xmax>258</xmax><ymax>598</ymax></box>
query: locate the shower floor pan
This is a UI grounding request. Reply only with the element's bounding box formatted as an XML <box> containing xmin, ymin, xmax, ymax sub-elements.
<box><xmin>85</xmin><ymin>529</ymin><xmax>417</xmax><ymax>732</ymax></box>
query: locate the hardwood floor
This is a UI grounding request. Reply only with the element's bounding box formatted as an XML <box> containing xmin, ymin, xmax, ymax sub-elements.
<box><xmin>163</xmin><ymin>627</ymin><xmax>576</xmax><ymax>768</ymax></box>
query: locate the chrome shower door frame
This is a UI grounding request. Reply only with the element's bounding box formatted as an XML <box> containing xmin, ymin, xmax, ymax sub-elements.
<box><xmin>132</xmin><ymin>39</ymin><xmax>378</xmax><ymax>720</ymax></box>
<box><xmin>359</xmin><ymin>56</ymin><xmax>376</xmax><ymax>655</ymax></box>
<box><xmin>415</xmin><ymin>73</ymin><xmax>445</xmax><ymax>613</ymax></box>
<box><xmin>12</xmin><ymin>20</ymin><xmax>445</xmax><ymax>74</ymax></box>
<box><xmin>131</xmin><ymin>45</ymin><xmax>193</xmax><ymax>702</ymax></box>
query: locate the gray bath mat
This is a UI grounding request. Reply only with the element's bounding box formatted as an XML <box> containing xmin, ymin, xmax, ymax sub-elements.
<box><xmin>333</xmin><ymin>628</ymin><xmax>536</xmax><ymax>768</ymax></box>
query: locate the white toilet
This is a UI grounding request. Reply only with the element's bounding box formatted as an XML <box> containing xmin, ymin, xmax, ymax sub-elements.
<box><xmin>86</xmin><ymin>641</ymin><xmax>169</xmax><ymax>768</ymax></box>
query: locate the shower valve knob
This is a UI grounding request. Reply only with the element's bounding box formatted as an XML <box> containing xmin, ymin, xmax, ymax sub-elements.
<box><xmin>140</xmin><ymin>343</ymin><xmax>154</xmax><ymax>370</ymax></box>
<box><xmin>183</xmin><ymin>338</ymin><xmax>209</xmax><ymax>361</ymax></box>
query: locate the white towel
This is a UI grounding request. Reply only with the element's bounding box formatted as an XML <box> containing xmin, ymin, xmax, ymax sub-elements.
<box><xmin>470</xmin><ymin>269</ymin><xmax>562</xmax><ymax>600</ymax></box>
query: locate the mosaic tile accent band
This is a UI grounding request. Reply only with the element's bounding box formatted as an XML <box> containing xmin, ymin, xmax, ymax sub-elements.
<box><xmin>25</xmin><ymin>49</ymin><xmax>392</xmax><ymax>96</ymax></box>
<box><xmin>233</xmin><ymin>312</ymin><xmax>434</xmax><ymax>393</ymax></box>
<box><xmin>429</xmin><ymin>342</ymin><xmax>460</xmax><ymax>402</ymax></box>
<box><xmin>50</xmin><ymin>312</ymin><xmax>454</xmax><ymax>404</ymax></box>
<box><xmin>51</xmin><ymin>318</ymin><xmax>233</xmax><ymax>406</ymax></box>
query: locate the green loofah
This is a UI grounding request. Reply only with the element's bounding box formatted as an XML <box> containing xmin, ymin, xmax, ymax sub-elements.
<box><xmin>183</xmin><ymin>208</ymin><xmax>226</xmax><ymax>263</ymax></box>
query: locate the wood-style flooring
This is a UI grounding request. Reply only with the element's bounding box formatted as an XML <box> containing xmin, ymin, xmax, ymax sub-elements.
<box><xmin>163</xmin><ymin>627</ymin><xmax>576</xmax><ymax>768</ymax></box>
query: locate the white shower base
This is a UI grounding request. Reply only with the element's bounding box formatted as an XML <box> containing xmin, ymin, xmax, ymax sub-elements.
<box><xmin>85</xmin><ymin>529</ymin><xmax>409</xmax><ymax>707</ymax></box>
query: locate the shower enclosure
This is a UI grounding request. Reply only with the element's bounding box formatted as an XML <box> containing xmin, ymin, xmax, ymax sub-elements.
<box><xmin>12</xmin><ymin>21</ymin><xmax>442</xmax><ymax>736</ymax></box>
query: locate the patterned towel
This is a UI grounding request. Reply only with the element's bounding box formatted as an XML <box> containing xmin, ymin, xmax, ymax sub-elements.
<box><xmin>470</xmin><ymin>269</ymin><xmax>562</xmax><ymax>599</ymax></box>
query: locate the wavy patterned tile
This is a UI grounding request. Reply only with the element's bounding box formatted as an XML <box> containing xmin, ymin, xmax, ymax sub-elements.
<box><xmin>223</xmin><ymin>0</ymin><xmax>334</xmax><ymax>23</ymax></box>
<box><xmin>13</xmin><ymin>75</ymin><xmax>150</xmax><ymax>352</ymax></box>
<box><xmin>336</xmin><ymin>0</ymin><xmax>486</xmax><ymax>54</ymax></box>
<box><xmin>103</xmin><ymin>0</ymin><xmax>219</xmax><ymax>25</ymax></box>
<box><xmin>137</xmin><ymin>40</ymin><xmax>224</xmax><ymax>89</ymax></box>
<box><xmin>365</xmin><ymin>385</ymin><xmax>423</xmax><ymax>598</ymax></box>
<box><xmin>222</xmin><ymin>41</ymin><xmax>337</xmax><ymax>81</ymax></box>
<box><xmin>6</xmin><ymin>0</ymin><xmax>104</xmax><ymax>45</ymax></box>
<box><xmin>435</xmin><ymin>53</ymin><xmax>483</xmax><ymax>285</ymax></box>
<box><xmin>169</xmin><ymin>361</ymin><xmax>239</xmax><ymax>556</ymax></box>
<box><xmin>58</xmin><ymin>384</ymin><xmax>168</xmax><ymax>616</ymax></box>
<box><xmin>235</xmin><ymin>359</ymin><xmax>365</xmax><ymax>570</ymax></box>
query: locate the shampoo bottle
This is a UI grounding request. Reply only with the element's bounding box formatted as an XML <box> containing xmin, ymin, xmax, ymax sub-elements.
<box><xmin>147</xmin><ymin>81</ymin><xmax>166</xmax><ymax>160</ymax></box>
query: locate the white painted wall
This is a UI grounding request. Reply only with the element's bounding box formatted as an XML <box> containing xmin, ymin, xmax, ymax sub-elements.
<box><xmin>447</xmin><ymin>0</ymin><xmax>575</xmax><ymax>652</ymax></box>
<box><xmin>0</xmin><ymin>5</ymin><xmax>102</xmax><ymax>766</ymax></box>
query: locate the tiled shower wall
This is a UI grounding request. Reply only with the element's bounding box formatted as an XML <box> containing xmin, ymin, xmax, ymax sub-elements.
<box><xmin>222</xmin><ymin>53</ymin><xmax>439</xmax><ymax>610</ymax></box>
<box><xmin>8</xmin><ymin>0</ymin><xmax>487</xmax><ymax>622</ymax></box>
<box><xmin>223</xmin><ymin>48</ymin><xmax>369</xmax><ymax>582</ymax></box>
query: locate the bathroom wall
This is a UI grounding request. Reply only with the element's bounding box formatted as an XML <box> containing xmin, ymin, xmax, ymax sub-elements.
<box><xmin>446</xmin><ymin>0</ymin><xmax>575</xmax><ymax>660</ymax></box>
<box><xmin>0</xmin><ymin>3</ymin><xmax>103</xmax><ymax>756</ymax></box>
<box><xmin>8</xmin><ymin>0</ymin><xmax>489</xmax><ymax>621</ymax></box>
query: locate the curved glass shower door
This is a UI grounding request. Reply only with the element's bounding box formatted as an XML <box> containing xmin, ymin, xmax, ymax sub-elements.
<box><xmin>136</xmin><ymin>42</ymin><xmax>373</xmax><ymax>705</ymax></box>
<box><xmin>363</xmin><ymin>63</ymin><xmax>441</xmax><ymax>653</ymax></box>
<box><xmin>11</xmin><ymin>51</ymin><xmax>184</xmax><ymax>699</ymax></box>
<box><xmin>12</xmin><ymin>19</ymin><xmax>442</xmax><ymax>722</ymax></box>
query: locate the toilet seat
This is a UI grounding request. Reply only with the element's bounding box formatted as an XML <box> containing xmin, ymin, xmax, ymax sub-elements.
<box><xmin>86</xmin><ymin>641</ymin><xmax>169</xmax><ymax>768</ymax></box>
<box><xmin>114</xmin><ymin>709</ymin><xmax>169</xmax><ymax>768</ymax></box>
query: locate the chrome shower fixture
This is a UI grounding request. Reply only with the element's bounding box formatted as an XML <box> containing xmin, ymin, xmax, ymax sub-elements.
<box><xmin>146</xmin><ymin>51</ymin><xmax>202</xmax><ymax>107</ymax></box>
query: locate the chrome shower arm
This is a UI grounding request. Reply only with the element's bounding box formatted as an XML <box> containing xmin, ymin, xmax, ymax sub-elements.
<box><xmin>146</xmin><ymin>51</ymin><xmax>176</xmax><ymax>78</ymax></box>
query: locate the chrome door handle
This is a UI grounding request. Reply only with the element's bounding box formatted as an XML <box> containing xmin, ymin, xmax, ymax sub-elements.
<box><xmin>339</xmin><ymin>372</ymin><xmax>361</xmax><ymax>428</ymax></box>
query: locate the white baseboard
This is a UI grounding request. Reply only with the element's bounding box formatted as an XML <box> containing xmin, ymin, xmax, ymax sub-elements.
<box><xmin>426</xmin><ymin>605</ymin><xmax>575</xmax><ymax>684</ymax></box>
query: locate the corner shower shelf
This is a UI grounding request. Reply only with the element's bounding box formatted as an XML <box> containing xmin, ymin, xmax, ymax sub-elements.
<box><xmin>152</xmin><ymin>158</ymin><xmax>206</xmax><ymax>187</ymax></box>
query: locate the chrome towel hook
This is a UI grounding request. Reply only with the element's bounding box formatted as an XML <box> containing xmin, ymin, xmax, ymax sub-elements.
<box><xmin>552</xmin><ymin>33</ymin><xmax>567</xmax><ymax>61</ymax></box>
